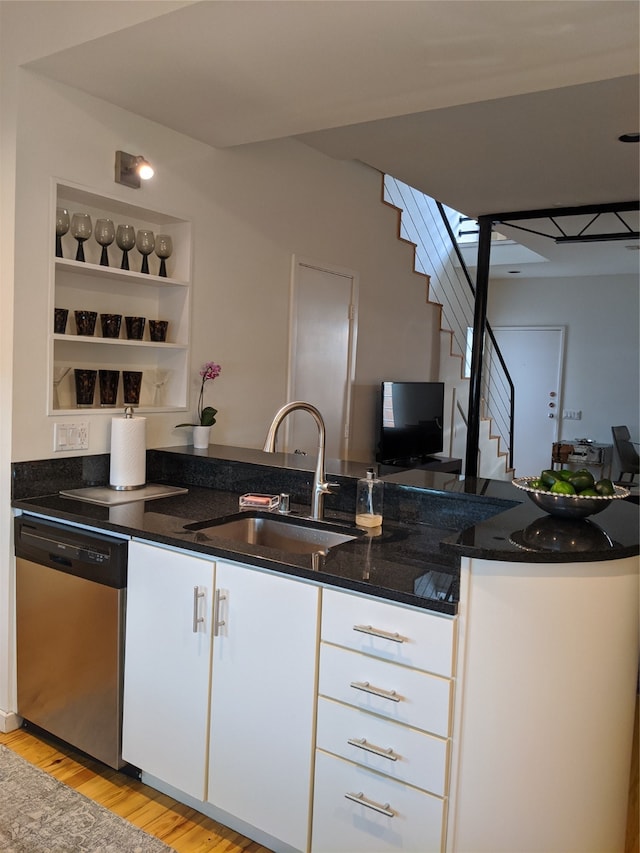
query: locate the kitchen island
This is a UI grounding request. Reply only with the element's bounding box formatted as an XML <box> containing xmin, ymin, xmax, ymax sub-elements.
<box><xmin>11</xmin><ymin>445</ymin><xmax>640</xmax><ymax>853</ymax></box>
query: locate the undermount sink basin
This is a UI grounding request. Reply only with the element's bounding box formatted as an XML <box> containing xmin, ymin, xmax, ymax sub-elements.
<box><xmin>184</xmin><ymin>512</ymin><xmax>362</xmax><ymax>555</ymax></box>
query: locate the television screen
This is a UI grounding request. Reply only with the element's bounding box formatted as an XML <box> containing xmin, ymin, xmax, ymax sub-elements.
<box><xmin>376</xmin><ymin>381</ymin><xmax>444</xmax><ymax>464</ymax></box>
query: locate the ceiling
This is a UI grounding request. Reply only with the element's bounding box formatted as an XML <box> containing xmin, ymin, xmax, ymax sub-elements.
<box><xmin>23</xmin><ymin>0</ymin><xmax>640</xmax><ymax>278</ymax></box>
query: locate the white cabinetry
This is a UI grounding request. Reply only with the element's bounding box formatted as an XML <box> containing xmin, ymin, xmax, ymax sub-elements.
<box><xmin>447</xmin><ymin>555</ymin><xmax>639</xmax><ymax>853</ymax></box>
<box><xmin>208</xmin><ymin>560</ymin><xmax>320</xmax><ymax>852</ymax></box>
<box><xmin>123</xmin><ymin>544</ymin><xmax>320</xmax><ymax>852</ymax></box>
<box><xmin>122</xmin><ymin>540</ymin><xmax>214</xmax><ymax>800</ymax></box>
<box><xmin>312</xmin><ymin>587</ymin><xmax>456</xmax><ymax>853</ymax></box>
<box><xmin>51</xmin><ymin>183</ymin><xmax>191</xmax><ymax>413</ymax></box>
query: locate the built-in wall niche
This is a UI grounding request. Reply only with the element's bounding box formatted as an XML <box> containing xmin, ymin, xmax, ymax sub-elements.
<box><xmin>50</xmin><ymin>182</ymin><xmax>191</xmax><ymax>414</ymax></box>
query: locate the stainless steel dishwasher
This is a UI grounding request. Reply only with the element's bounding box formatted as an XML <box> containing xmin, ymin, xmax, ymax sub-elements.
<box><xmin>15</xmin><ymin>515</ymin><xmax>128</xmax><ymax>769</ymax></box>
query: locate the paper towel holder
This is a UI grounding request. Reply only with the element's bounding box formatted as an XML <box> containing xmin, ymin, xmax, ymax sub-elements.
<box><xmin>109</xmin><ymin>407</ymin><xmax>147</xmax><ymax>491</ymax></box>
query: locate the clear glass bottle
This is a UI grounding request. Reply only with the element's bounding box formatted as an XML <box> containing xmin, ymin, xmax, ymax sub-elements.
<box><xmin>355</xmin><ymin>468</ymin><xmax>384</xmax><ymax>528</ymax></box>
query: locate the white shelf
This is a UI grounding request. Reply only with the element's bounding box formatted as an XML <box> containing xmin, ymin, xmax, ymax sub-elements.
<box><xmin>55</xmin><ymin>257</ymin><xmax>188</xmax><ymax>288</ymax></box>
<box><xmin>51</xmin><ymin>181</ymin><xmax>192</xmax><ymax>414</ymax></box>
<box><xmin>54</xmin><ymin>334</ymin><xmax>187</xmax><ymax>350</ymax></box>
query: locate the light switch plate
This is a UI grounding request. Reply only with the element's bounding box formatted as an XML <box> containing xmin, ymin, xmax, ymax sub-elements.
<box><xmin>54</xmin><ymin>422</ymin><xmax>89</xmax><ymax>451</ymax></box>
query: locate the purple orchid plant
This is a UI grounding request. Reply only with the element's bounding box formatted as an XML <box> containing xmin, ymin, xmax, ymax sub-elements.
<box><xmin>177</xmin><ymin>361</ymin><xmax>222</xmax><ymax>427</ymax></box>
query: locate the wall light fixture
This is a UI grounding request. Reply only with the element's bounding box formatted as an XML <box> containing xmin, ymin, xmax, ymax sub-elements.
<box><xmin>115</xmin><ymin>151</ymin><xmax>155</xmax><ymax>189</ymax></box>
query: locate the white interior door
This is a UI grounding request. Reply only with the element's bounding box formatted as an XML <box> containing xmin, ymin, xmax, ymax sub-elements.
<box><xmin>286</xmin><ymin>258</ymin><xmax>358</xmax><ymax>460</ymax></box>
<box><xmin>491</xmin><ymin>326</ymin><xmax>565</xmax><ymax>476</ymax></box>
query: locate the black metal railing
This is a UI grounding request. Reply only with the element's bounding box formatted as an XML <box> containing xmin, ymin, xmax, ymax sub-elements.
<box><xmin>383</xmin><ymin>176</ymin><xmax>514</xmax><ymax>469</ymax></box>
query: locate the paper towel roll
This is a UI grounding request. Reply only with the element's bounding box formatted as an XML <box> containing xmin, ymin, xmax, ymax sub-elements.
<box><xmin>110</xmin><ymin>413</ymin><xmax>146</xmax><ymax>489</ymax></box>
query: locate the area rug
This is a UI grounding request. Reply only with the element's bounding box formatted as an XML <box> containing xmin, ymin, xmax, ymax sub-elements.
<box><xmin>0</xmin><ymin>745</ymin><xmax>175</xmax><ymax>853</ymax></box>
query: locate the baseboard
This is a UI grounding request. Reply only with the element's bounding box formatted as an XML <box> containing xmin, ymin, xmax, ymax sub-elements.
<box><xmin>0</xmin><ymin>710</ymin><xmax>23</xmax><ymax>733</ymax></box>
<box><xmin>141</xmin><ymin>771</ymin><xmax>301</xmax><ymax>853</ymax></box>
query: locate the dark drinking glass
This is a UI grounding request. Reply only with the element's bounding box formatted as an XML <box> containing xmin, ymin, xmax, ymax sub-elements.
<box><xmin>99</xmin><ymin>370</ymin><xmax>120</xmax><ymax>407</ymax></box>
<box><xmin>74</xmin><ymin>369</ymin><xmax>97</xmax><ymax>407</ymax></box>
<box><xmin>54</xmin><ymin>308</ymin><xmax>68</xmax><ymax>334</ymax></box>
<box><xmin>122</xmin><ymin>371</ymin><xmax>143</xmax><ymax>405</ymax></box>
<box><xmin>100</xmin><ymin>313</ymin><xmax>122</xmax><ymax>338</ymax></box>
<box><xmin>125</xmin><ymin>316</ymin><xmax>145</xmax><ymax>340</ymax></box>
<box><xmin>149</xmin><ymin>320</ymin><xmax>168</xmax><ymax>342</ymax></box>
<box><xmin>75</xmin><ymin>310</ymin><xmax>97</xmax><ymax>336</ymax></box>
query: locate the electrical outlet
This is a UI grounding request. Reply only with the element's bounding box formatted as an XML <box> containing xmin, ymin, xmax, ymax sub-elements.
<box><xmin>562</xmin><ymin>410</ymin><xmax>582</xmax><ymax>420</ymax></box>
<box><xmin>54</xmin><ymin>422</ymin><xmax>89</xmax><ymax>452</ymax></box>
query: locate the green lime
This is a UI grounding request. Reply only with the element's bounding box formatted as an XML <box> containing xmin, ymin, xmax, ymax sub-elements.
<box><xmin>540</xmin><ymin>469</ymin><xmax>559</xmax><ymax>487</ymax></box>
<box><xmin>529</xmin><ymin>478</ymin><xmax>547</xmax><ymax>490</ymax></box>
<box><xmin>579</xmin><ymin>488</ymin><xmax>599</xmax><ymax>496</ymax></box>
<box><xmin>568</xmin><ymin>469</ymin><xmax>595</xmax><ymax>492</ymax></box>
<box><xmin>595</xmin><ymin>478</ymin><xmax>615</xmax><ymax>496</ymax></box>
<box><xmin>556</xmin><ymin>469</ymin><xmax>575</xmax><ymax>481</ymax></box>
<box><xmin>550</xmin><ymin>480</ymin><xmax>576</xmax><ymax>495</ymax></box>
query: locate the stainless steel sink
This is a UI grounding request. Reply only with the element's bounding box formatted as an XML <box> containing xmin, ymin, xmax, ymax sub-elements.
<box><xmin>185</xmin><ymin>513</ymin><xmax>361</xmax><ymax>554</ymax></box>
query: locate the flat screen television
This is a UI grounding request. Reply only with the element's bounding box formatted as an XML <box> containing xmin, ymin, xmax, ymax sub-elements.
<box><xmin>376</xmin><ymin>381</ymin><xmax>445</xmax><ymax>465</ymax></box>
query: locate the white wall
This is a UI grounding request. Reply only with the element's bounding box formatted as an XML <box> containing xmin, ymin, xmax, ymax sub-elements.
<box><xmin>12</xmin><ymin>70</ymin><xmax>440</xmax><ymax>465</ymax></box>
<box><xmin>488</xmin><ymin>273</ymin><xmax>639</xmax><ymax>455</ymax></box>
<box><xmin>1</xmin><ymin>63</ymin><xmax>441</xmax><ymax>720</ymax></box>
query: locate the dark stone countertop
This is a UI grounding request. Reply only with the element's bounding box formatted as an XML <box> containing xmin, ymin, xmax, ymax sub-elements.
<box><xmin>12</xmin><ymin>486</ymin><xmax>462</xmax><ymax>615</ymax></box>
<box><xmin>11</xmin><ymin>446</ymin><xmax>640</xmax><ymax>617</ymax></box>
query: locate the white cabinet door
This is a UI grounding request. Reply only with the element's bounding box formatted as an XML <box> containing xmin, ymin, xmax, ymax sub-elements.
<box><xmin>122</xmin><ymin>540</ymin><xmax>214</xmax><ymax>799</ymax></box>
<box><xmin>208</xmin><ymin>560</ymin><xmax>320</xmax><ymax>852</ymax></box>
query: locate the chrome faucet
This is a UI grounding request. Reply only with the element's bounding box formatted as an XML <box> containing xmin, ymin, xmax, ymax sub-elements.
<box><xmin>263</xmin><ymin>402</ymin><xmax>339</xmax><ymax>521</ymax></box>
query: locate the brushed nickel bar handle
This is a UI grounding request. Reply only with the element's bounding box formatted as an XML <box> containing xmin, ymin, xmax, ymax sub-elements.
<box><xmin>347</xmin><ymin>737</ymin><xmax>398</xmax><ymax>761</ymax></box>
<box><xmin>344</xmin><ymin>791</ymin><xmax>395</xmax><ymax>818</ymax></box>
<box><xmin>350</xmin><ymin>680</ymin><xmax>401</xmax><ymax>702</ymax></box>
<box><xmin>213</xmin><ymin>588</ymin><xmax>226</xmax><ymax>636</ymax></box>
<box><xmin>192</xmin><ymin>586</ymin><xmax>205</xmax><ymax>633</ymax></box>
<box><xmin>353</xmin><ymin>624</ymin><xmax>405</xmax><ymax>643</ymax></box>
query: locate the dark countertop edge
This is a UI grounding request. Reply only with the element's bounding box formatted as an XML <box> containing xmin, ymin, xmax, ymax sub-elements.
<box><xmin>11</xmin><ymin>496</ymin><xmax>458</xmax><ymax>616</ymax></box>
<box><xmin>440</xmin><ymin>530</ymin><xmax>640</xmax><ymax>563</ymax></box>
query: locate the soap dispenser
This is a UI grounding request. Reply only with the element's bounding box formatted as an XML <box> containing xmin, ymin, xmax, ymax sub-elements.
<box><xmin>355</xmin><ymin>468</ymin><xmax>384</xmax><ymax>528</ymax></box>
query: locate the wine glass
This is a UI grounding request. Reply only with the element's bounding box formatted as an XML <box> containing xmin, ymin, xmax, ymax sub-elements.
<box><xmin>55</xmin><ymin>208</ymin><xmax>70</xmax><ymax>258</ymax></box>
<box><xmin>136</xmin><ymin>229</ymin><xmax>155</xmax><ymax>274</ymax></box>
<box><xmin>155</xmin><ymin>234</ymin><xmax>173</xmax><ymax>277</ymax></box>
<box><xmin>116</xmin><ymin>224</ymin><xmax>136</xmax><ymax>270</ymax></box>
<box><xmin>70</xmin><ymin>212</ymin><xmax>92</xmax><ymax>262</ymax></box>
<box><xmin>149</xmin><ymin>369</ymin><xmax>169</xmax><ymax>406</ymax></box>
<box><xmin>52</xmin><ymin>366</ymin><xmax>70</xmax><ymax>409</ymax></box>
<box><xmin>95</xmin><ymin>218</ymin><xmax>115</xmax><ymax>266</ymax></box>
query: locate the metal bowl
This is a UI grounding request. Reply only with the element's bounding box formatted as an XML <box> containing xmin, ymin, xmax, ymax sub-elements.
<box><xmin>512</xmin><ymin>477</ymin><xmax>629</xmax><ymax>519</ymax></box>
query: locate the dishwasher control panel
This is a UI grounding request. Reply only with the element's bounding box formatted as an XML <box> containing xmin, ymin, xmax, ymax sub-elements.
<box><xmin>15</xmin><ymin>516</ymin><xmax>128</xmax><ymax>588</ymax></box>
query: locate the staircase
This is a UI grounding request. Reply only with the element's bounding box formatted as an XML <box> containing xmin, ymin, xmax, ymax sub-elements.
<box><xmin>382</xmin><ymin>176</ymin><xmax>513</xmax><ymax>480</ymax></box>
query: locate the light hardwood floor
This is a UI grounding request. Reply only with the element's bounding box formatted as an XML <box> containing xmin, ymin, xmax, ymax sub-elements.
<box><xmin>1</xmin><ymin>711</ymin><xmax>638</xmax><ymax>853</ymax></box>
<box><xmin>0</xmin><ymin>727</ymin><xmax>273</xmax><ymax>853</ymax></box>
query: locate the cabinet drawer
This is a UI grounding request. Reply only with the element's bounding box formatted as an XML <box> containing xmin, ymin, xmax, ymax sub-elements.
<box><xmin>319</xmin><ymin>643</ymin><xmax>452</xmax><ymax>737</ymax></box>
<box><xmin>322</xmin><ymin>587</ymin><xmax>455</xmax><ymax>677</ymax></box>
<box><xmin>312</xmin><ymin>750</ymin><xmax>445</xmax><ymax>853</ymax></box>
<box><xmin>316</xmin><ymin>696</ymin><xmax>448</xmax><ymax>796</ymax></box>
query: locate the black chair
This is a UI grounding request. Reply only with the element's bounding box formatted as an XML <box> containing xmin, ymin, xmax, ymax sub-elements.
<box><xmin>611</xmin><ymin>426</ymin><xmax>640</xmax><ymax>484</ymax></box>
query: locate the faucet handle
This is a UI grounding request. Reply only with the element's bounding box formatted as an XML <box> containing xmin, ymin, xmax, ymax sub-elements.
<box><xmin>319</xmin><ymin>480</ymin><xmax>340</xmax><ymax>495</ymax></box>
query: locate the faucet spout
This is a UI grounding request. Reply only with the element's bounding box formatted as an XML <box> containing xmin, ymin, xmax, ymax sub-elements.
<box><xmin>263</xmin><ymin>401</ymin><xmax>338</xmax><ymax>520</ymax></box>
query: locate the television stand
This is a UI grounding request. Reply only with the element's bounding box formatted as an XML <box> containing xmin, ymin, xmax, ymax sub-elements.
<box><xmin>380</xmin><ymin>455</ymin><xmax>462</xmax><ymax>474</ymax></box>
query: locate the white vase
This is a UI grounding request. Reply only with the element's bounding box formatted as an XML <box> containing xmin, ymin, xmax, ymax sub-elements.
<box><xmin>192</xmin><ymin>425</ymin><xmax>211</xmax><ymax>449</ymax></box>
